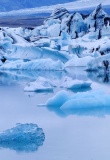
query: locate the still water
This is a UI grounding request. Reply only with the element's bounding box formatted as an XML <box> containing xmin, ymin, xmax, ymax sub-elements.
<box><xmin>0</xmin><ymin>68</ymin><xmax>110</xmax><ymax>160</ymax></box>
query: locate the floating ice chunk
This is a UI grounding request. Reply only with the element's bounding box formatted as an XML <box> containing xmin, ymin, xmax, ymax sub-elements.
<box><xmin>60</xmin><ymin>76</ymin><xmax>91</xmax><ymax>89</ymax></box>
<box><xmin>0</xmin><ymin>123</ymin><xmax>45</xmax><ymax>152</ymax></box>
<box><xmin>45</xmin><ymin>90</ymin><xmax>110</xmax><ymax>117</ymax></box>
<box><xmin>65</xmin><ymin>56</ymin><xmax>93</xmax><ymax>67</ymax></box>
<box><xmin>46</xmin><ymin>90</ymin><xmax>110</xmax><ymax>116</ymax></box>
<box><xmin>24</xmin><ymin>77</ymin><xmax>55</xmax><ymax>92</ymax></box>
<box><xmin>41</xmin><ymin>47</ymin><xmax>70</xmax><ymax>63</ymax></box>
<box><xmin>11</xmin><ymin>27</ymin><xmax>32</xmax><ymax>39</ymax></box>
<box><xmin>34</xmin><ymin>39</ymin><xmax>50</xmax><ymax>48</ymax></box>
<box><xmin>49</xmin><ymin>7</ymin><xmax>69</xmax><ymax>20</ymax></box>
<box><xmin>86</xmin><ymin>4</ymin><xmax>106</xmax><ymax>29</ymax></box>
<box><xmin>40</xmin><ymin>29</ymin><xmax>47</xmax><ymax>36</ymax></box>
<box><xmin>10</xmin><ymin>44</ymin><xmax>69</xmax><ymax>62</ymax></box>
<box><xmin>68</xmin><ymin>44</ymin><xmax>86</xmax><ymax>56</ymax></box>
<box><xmin>46</xmin><ymin>90</ymin><xmax>70</xmax><ymax>108</ymax></box>
<box><xmin>10</xmin><ymin>44</ymin><xmax>42</xmax><ymax>60</ymax></box>
<box><xmin>0</xmin><ymin>58</ymin><xmax>64</xmax><ymax>71</ymax></box>
<box><xmin>61</xmin><ymin>91</ymin><xmax>110</xmax><ymax>112</ymax></box>
<box><xmin>47</xmin><ymin>23</ymin><xmax>61</xmax><ymax>37</ymax></box>
<box><xmin>70</xmin><ymin>13</ymin><xmax>88</xmax><ymax>38</ymax></box>
<box><xmin>61</xmin><ymin>31</ymin><xmax>70</xmax><ymax>40</ymax></box>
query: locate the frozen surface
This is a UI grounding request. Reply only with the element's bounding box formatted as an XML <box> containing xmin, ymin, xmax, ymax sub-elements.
<box><xmin>0</xmin><ymin>123</ymin><xmax>45</xmax><ymax>152</ymax></box>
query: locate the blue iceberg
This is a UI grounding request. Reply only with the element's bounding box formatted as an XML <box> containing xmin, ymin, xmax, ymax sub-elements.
<box><xmin>45</xmin><ymin>90</ymin><xmax>110</xmax><ymax>117</ymax></box>
<box><xmin>0</xmin><ymin>123</ymin><xmax>45</xmax><ymax>152</ymax></box>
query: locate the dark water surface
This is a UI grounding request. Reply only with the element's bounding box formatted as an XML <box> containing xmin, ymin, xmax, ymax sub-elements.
<box><xmin>0</xmin><ymin>17</ymin><xmax>45</xmax><ymax>27</ymax></box>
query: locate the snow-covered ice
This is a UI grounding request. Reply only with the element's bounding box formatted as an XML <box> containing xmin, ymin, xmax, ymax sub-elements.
<box><xmin>87</xmin><ymin>54</ymin><xmax>110</xmax><ymax>72</ymax></box>
<box><xmin>0</xmin><ymin>4</ymin><xmax>110</xmax><ymax>74</ymax></box>
<box><xmin>65</xmin><ymin>56</ymin><xmax>93</xmax><ymax>67</ymax></box>
<box><xmin>24</xmin><ymin>77</ymin><xmax>55</xmax><ymax>92</ymax></box>
<box><xmin>0</xmin><ymin>59</ymin><xmax>64</xmax><ymax>71</ymax></box>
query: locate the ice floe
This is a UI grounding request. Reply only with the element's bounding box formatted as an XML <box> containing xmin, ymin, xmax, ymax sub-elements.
<box><xmin>60</xmin><ymin>76</ymin><xmax>91</xmax><ymax>89</ymax></box>
<box><xmin>0</xmin><ymin>58</ymin><xmax>64</xmax><ymax>71</ymax></box>
<box><xmin>0</xmin><ymin>123</ymin><xmax>45</xmax><ymax>152</ymax></box>
<box><xmin>46</xmin><ymin>90</ymin><xmax>110</xmax><ymax>115</ymax></box>
<box><xmin>24</xmin><ymin>77</ymin><xmax>55</xmax><ymax>92</ymax></box>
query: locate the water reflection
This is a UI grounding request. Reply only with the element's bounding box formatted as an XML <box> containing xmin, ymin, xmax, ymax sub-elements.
<box><xmin>46</xmin><ymin>102</ymin><xmax>110</xmax><ymax>117</ymax></box>
<box><xmin>0</xmin><ymin>67</ymin><xmax>90</xmax><ymax>86</ymax></box>
<box><xmin>47</xmin><ymin>104</ymin><xmax>66</xmax><ymax>117</ymax></box>
<box><xmin>103</xmin><ymin>73</ymin><xmax>109</xmax><ymax>83</ymax></box>
<box><xmin>24</xmin><ymin>90</ymin><xmax>54</xmax><ymax>98</ymax></box>
<box><xmin>68</xmin><ymin>87</ymin><xmax>92</xmax><ymax>93</ymax></box>
<box><xmin>1</xmin><ymin>69</ymin><xmax>110</xmax><ymax>118</ymax></box>
<box><xmin>0</xmin><ymin>123</ymin><xmax>45</xmax><ymax>153</ymax></box>
<box><xmin>0</xmin><ymin>70</ymin><xmax>66</xmax><ymax>86</ymax></box>
<box><xmin>88</xmin><ymin>71</ymin><xmax>110</xmax><ymax>84</ymax></box>
<box><xmin>61</xmin><ymin>106</ymin><xmax>110</xmax><ymax>117</ymax></box>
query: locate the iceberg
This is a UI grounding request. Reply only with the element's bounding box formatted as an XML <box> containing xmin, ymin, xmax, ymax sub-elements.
<box><xmin>0</xmin><ymin>123</ymin><xmax>45</xmax><ymax>152</ymax></box>
<box><xmin>46</xmin><ymin>90</ymin><xmax>70</xmax><ymax>108</ymax></box>
<box><xmin>86</xmin><ymin>4</ymin><xmax>107</xmax><ymax>30</ymax></box>
<box><xmin>49</xmin><ymin>7</ymin><xmax>69</xmax><ymax>20</ymax></box>
<box><xmin>24</xmin><ymin>77</ymin><xmax>55</xmax><ymax>92</ymax></box>
<box><xmin>47</xmin><ymin>23</ymin><xmax>61</xmax><ymax>37</ymax></box>
<box><xmin>0</xmin><ymin>58</ymin><xmax>64</xmax><ymax>71</ymax></box>
<box><xmin>0</xmin><ymin>4</ymin><xmax>110</xmax><ymax>72</ymax></box>
<box><xmin>69</xmin><ymin>12</ymin><xmax>88</xmax><ymax>38</ymax></box>
<box><xmin>60</xmin><ymin>76</ymin><xmax>91</xmax><ymax>90</ymax></box>
<box><xmin>65</xmin><ymin>56</ymin><xmax>93</xmax><ymax>67</ymax></box>
<box><xmin>45</xmin><ymin>90</ymin><xmax>110</xmax><ymax>117</ymax></box>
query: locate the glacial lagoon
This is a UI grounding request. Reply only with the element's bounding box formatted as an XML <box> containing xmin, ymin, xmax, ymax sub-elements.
<box><xmin>0</xmin><ymin>67</ymin><xmax>110</xmax><ymax>160</ymax></box>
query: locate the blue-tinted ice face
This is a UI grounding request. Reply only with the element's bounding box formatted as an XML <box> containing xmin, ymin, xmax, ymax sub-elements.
<box><xmin>0</xmin><ymin>123</ymin><xmax>45</xmax><ymax>152</ymax></box>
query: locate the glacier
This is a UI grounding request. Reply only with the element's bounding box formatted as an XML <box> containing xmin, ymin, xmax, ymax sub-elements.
<box><xmin>0</xmin><ymin>123</ymin><xmax>45</xmax><ymax>152</ymax></box>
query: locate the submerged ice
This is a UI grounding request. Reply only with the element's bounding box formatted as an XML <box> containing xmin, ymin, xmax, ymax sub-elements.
<box><xmin>0</xmin><ymin>123</ymin><xmax>45</xmax><ymax>152</ymax></box>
